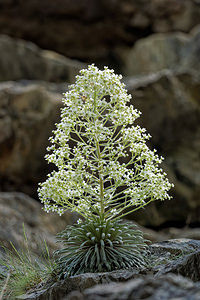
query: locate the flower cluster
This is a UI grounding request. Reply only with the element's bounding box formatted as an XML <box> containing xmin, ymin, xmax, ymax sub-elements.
<box><xmin>38</xmin><ymin>64</ymin><xmax>173</xmax><ymax>221</ymax></box>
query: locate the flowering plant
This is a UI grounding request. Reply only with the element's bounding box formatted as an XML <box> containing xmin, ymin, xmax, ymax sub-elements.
<box><xmin>38</xmin><ymin>65</ymin><xmax>173</xmax><ymax>277</ymax></box>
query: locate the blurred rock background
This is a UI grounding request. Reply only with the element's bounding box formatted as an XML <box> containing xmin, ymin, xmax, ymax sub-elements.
<box><xmin>0</xmin><ymin>0</ymin><xmax>200</xmax><ymax>252</ymax></box>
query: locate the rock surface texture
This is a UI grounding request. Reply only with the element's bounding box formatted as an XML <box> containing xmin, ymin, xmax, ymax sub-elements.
<box><xmin>0</xmin><ymin>35</ymin><xmax>85</xmax><ymax>82</ymax></box>
<box><xmin>149</xmin><ymin>239</ymin><xmax>200</xmax><ymax>281</ymax></box>
<box><xmin>71</xmin><ymin>274</ymin><xmax>200</xmax><ymax>300</ymax></box>
<box><xmin>0</xmin><ymin>192</ymin><xmax>77</xmax><ymax>254</ymax></box>
<box><xmin>18</xmin><ymin>239</ymin><xmax>200</xmax><ymax>300</ymax></box>
<box><xmin>120</xmin><ymin>25</ymin><xmax>200</xmax><ymax>76</ymax></box>
<box><xmin>0</xmin><ymin>81</ymin><xmax>63</xmax><ymax>197</ymax></box>
<box><xmin>0</xmin><ymin>0</ymin><xmax>200</xmax><ymax>64</ymax></box>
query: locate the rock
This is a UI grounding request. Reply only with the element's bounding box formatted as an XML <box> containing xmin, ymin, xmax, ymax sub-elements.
<box><xmin>136</xmin><ymin>225</ymin><xmax>200</xmax><ymax>243</ymax></box>
<box><xmin>71</xmin><ymin>274</ymin><xmax>200</xmax><ymax>300</ymax></box>
<box><xmin>0</xmin><ymin>81</ymin><xmax>64</xmax><ymax>197</ymax></box>
<box><xmin>162</xmin><ymin>227</ymin><xmax>200</xmax><ymax>240</ymax></box>
<box><xmin>120</xmin><ymin>24</ymin><xmax>200</xmax><ymax>76</ymax></box>
<box><xmin>149</xmin><ymin>239</ymin><xmax>200</xmax><ymax>281</ymax></box>
<box><xmin>0</xmin><ymin>1</ymin><xmax>200</xmax><ymax>64</ymax></box>
<box><xmin>125</xmin><ymin>69</ymin><xmax>200</xmax><ymax>227</ymax></box>
<box><xmin>17</xmin><ymin>270</ymin><xmax>140</xmax><ymax>300</ymax></box>
<box><xmin>19</xmin><ymin>239</ymin><xmax>200</xmax><ymax>300</ymax></box>
<box><xmin>0</xmin><ymin>192</ymin><xmax>77</xmax><ymax>255</ymax></box>
<box><xmin>0</xmin><ymin>35</ymin><xmax>85</xmax><ymax>82</ymax></box>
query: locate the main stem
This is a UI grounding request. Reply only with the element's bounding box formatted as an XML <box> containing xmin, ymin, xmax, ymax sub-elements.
<box><xmin>96</xmin><ymin>139</ymin><xmax>104</xmax><ymax>218</ymax></box>
<box><xmin>94</xmin><ymin>90</ymin><xmax>105</xmax><ymax>220</ymax></box>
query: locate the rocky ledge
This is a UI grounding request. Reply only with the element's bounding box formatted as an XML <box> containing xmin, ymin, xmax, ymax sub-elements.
<box><xmin>18</xmin><ymin>239</ymin><xmax>200</xmax><ymax>300</ymax></box>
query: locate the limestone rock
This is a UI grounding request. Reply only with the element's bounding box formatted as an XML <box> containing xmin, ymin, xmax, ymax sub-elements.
<box><xmin>17</xmin><ymin>270</ymin><xmax>140</xmax><ymax>300</ymax></box>
<box><xmin>0</xmin><ymin>35</ymin><xmax>85</xmax><ymax>82</ymax></box>
<box><xmin>162</xmin><ymin>227</ymin><xmax>200</xmax><ymax>241</ymax></box>
<box><xmin>19</xmin><ymin>239</ymin><xmax>200</xmax><ymax>300</ymax></box>
<box><xmin>135</xmin><ymin>225</ymin><xmax>200</xmax><ymax>243</ymax></box>
<box><xmin>73</xmin><ymin>274</ymin><xmax>200</xmax><ymax>300</ymax></box>
<box><xmin>0</xmin><ymin>1</ymin><xmax>200</xmax><ymax>64</ymax></box>
<box><xmin>0</xmin><ymin>81</ymin><xmax>63</xmax><ymax>197</ymax></box>
<box><xmin>120</xmin><ymin>25</ymin><xmax>200</xmax><ymax>76</ymax></box>
<box><xmin>0</xmin><ymin>192</ymin><xmax>77</xmax><ymax>254</ymax></box>
<box><xmin>149</xmin><ymin>239</ymin><xmax>200</xmax><ymax>281</ymax></box>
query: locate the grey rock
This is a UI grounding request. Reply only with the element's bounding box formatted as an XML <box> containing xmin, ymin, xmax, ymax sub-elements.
<box><xmin>136</xmin><ymin>225</ymin><xmax>200</xmax><ymax>243</ymax></box>
<box><xmin>0</xmin><ymin>35</ymin><xmax>85</xmax><ymax>82</ymax></box>
<box><xmin>76</xmin><ymin>274</ymin><xmax>200</xmax><ymax>300</ymax></box>
<box><xmin>19</xmin><ymin>239</ymin><xmax>200</xmax><ymax>300</ymax></box>
<box><xmin>149</xmin><ymin>239</ymin><xmax>200</xmax><ymax>282</ymax></box>
<box><xmin>18</xmin><ymin>270</ymin><xmax>139</xmax><ymax>300</ymax></box>
<box><xmin>0</xmin><ymin>81</ymin><xmax>63</xmax><ymax>197</ymax></box>
<box><xmin>162</xmin><ymin>227</ymin><xmax>200</xmax><ymax>241</ymax></box>
<box><xmin>0</xmin><ymin>192</ymin><xmax>77</xmax><ymax>255</ymax></box>
<box><xmin>121</xmin><ymin>25</ymin><xmax>200</xmax><ymax>76</ymax></box>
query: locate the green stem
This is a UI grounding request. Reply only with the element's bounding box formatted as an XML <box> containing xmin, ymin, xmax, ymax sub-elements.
<box><xmin>96</xmin><ymin>140</ymin><xmax>105</xmax><ymax>218</ymax></box>
<box><xmin>94</xmin><ymin>90</ymin><xmax>105</xmax><ymax>220</ymax></box>
<box><xmin>112</xmin><ymin>198</ymin><xmax>154</xmax><ymax>221</ymax></box>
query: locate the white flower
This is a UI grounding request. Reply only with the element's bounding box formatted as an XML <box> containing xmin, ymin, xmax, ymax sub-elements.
<box><xmin>38</xmin><ymin>64</ymin><xmax>173</xmax><ymax>220</ymax></box>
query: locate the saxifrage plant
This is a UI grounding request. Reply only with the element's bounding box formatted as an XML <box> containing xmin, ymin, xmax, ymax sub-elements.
<box><xmin>38</xmin><ymin>65</ymin><xmax>173</xmax><ymax>278</ymax></box>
